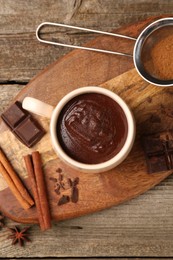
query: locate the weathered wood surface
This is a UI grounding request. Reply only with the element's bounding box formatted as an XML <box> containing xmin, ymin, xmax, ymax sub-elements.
<box><xmin>1</xmin><ymin>0</ymin><xmax>173</xmax><ymax>258</ymax></box>
<box><xmin>5</xmin><ymin>259</ymin><xmax>173</xmax><ymax>260</ymax></box>
<box><xmin>1</xmin><ymin>0</ymin><xmax>173</xmax><ymax>82</ymax></box>
<box><xmin>1</xmin><ymin>68</ymin><xmax>173</xmax><ymax>225</ymax></box>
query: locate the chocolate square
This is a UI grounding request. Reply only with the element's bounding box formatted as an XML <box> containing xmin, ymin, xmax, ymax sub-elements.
<box><xmin>147</xmin><ymin>154</ymin><xmax>168</xmax><ymax>173</ymax></box>
<box><xmin>142</xmin><ymin>136</ymin><xmax>164</xmax><ymax>154</ymax></box>
<box><xmin>1</xmin><ymin>101</ymin><xmax>45</xmax><ymax>147</ymax></box>
<box><xmin>15</xmin><ymin>118</ymin><xmax>44</xmax><ymax>147</ymax></box>
<box><xmin>142</xmin><ymin>131</ymin><xmax>173</xmax><ymax>173</ymax></box>
<box><xmin>1</xmin><ymin>102</ymin><xmax>27</xmax><ymax>128</ymax></box>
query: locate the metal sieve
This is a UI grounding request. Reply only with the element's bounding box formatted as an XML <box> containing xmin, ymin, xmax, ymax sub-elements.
<box><xmin>36</xmin><ymin>18</ymin><xmax>173</xmax><ymax>87</ymax></box>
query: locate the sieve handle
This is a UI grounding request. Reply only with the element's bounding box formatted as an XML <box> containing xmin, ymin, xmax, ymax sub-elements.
<box><xmin>36</xmin><ymin>22</ymin><xmax>136</xmax><ymax>58</ymax></box>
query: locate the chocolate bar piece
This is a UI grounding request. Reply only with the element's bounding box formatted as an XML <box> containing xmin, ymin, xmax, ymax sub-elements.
<box><xmin>1</xmin><ymin>101</ymin><xmax>45</xmax><ymax>147</ymax></box>
<box><xmin>2</xmin><ymin>102</ymin><xmax>27</xmax><ymax>128</ymax></box>
<box><xmin>142</xmin><ymin>137</ymin><xmax>164</xmax><ymax>154</ymax></box>
<box><xmin>142</xmin><ymin>130</ymin><xmax>173</xmax><ymax>173</ymax></box>
<box><xmin>147</xmin><ymin>154</ymin><xmax>169</xmax><ymax>173</ymax></box>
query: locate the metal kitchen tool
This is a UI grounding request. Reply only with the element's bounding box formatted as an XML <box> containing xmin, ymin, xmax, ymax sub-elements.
<box><xmin>36</xmin><ymin>18</ymin><xmax>173</xmax><ymax>87</ymax></box>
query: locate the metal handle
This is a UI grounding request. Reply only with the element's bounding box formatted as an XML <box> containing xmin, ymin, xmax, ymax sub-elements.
<box><xmin>36</xmin><ymin>22</ymin><xmax>136</xmax><ymax>58</ymax></box>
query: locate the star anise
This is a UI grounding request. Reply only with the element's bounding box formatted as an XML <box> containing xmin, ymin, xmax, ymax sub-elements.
<box><xmin>7</xmin><ymin>226</ymin><xmax>31</xmax><ymax>246</ymax></box>
<box><xmin>0</xmin><ymin>212</ymin><xmax>5</xmax><ymax>229</ymax></box>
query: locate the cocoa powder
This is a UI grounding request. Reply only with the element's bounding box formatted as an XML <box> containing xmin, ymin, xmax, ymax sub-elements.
<box><xmin>142</xmin><ymin>26</ymin><xmax>173</xmax><ymax>80</ymax></box>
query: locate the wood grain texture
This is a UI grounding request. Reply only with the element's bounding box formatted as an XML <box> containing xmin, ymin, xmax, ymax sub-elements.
<box><xmin>0</xmin><ymin>0</ymin><xmax>173</xmax><ymax>81</ymax></box>
<box><xmin>1</xmin><ymin>0</ymin><xmax>173</xmax><ymax>258</ymax></box>
<box><xmin>3</xmin><ymin>259</ymin><xmax>173</xmax><ymax>260</ymax></box>
<box><xmin>0</xmin><ymin>85</ymin><xmax>25</xmax><ymax>114</ymax></box>
<box><xmin>1</xmin><ymin>68</ymin><xmax>173</xmax><ymax>226</ymax></box>
<box><xmin>1</xmin><ymin>182</ymin><xmax>173</xmax><ymax>258</ymax></box>
<box><xmin>1</xmin><ymin>67</ymin><xmax>173</xmax><ymax>257</ymax></box>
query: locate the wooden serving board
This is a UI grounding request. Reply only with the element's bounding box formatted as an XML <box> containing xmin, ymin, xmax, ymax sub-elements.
<box><xmin>0</xmin><ymin>16</ymin><xmax>173</xmax><ymax>224</ymax></box>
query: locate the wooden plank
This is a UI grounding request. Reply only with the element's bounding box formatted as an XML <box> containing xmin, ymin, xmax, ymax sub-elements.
<box><xmin>0</xmin><ymin>85</ymin><xmax>25</xmax><ymax>114</ymax></box>
<box><xmin>0</xmin><ymin>0</ymin><xmax>173</xmax><ymax>81</ymax></box>
<box><xmin>0</xmin><ymin>178</ymin><xmax>173</xmax><ymax>257</ymax></box>
<box><xmin>6</xmin><ymin>259</ymin><xmax>173</xmax><ymax>260</ymax></box>
<box><xmin>1</xmin><ymin>35</ymin><xmax>173</xmax><ymax>260</ymax></box>
<box><xmin>1</xmin><ymin>68</ymin><xmax>173</xmax><ymax>224</ymax></box>
<box><xmin>1</xmin><ymin>0</ymin><xmax>173</xmax><ymax>258</ymax></box>
<box><xmin>4</xmin><ymin>259</ymin><xmax>173</xmax><ymax>260</ymax></box>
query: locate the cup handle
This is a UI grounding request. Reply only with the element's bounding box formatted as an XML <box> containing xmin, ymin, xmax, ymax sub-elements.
<box><xmin>22</xmin><ymin>97</ymin><xmax>54</xmax><ymax>119</ymax></box>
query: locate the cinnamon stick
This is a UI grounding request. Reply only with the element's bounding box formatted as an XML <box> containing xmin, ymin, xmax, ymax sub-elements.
<box><xmin>24</xmin><ymin>152</ymin><xmax>51</xmax><ymax>231</ymax></box>
<box><xmin>0</xmin><ymin>147</ymin><xmax>34</xmax><ymax>209</ymax></box>
<box><xmin>24</xmin><ymin>155</ymin><xmax>45</xmax><ymax>231</ymax></box>
<box><xmin>0</xmin><ymin>162</ymin><xmax>30</xmax><ymax>209</ymax></box>
<box><xmin>32</xmin><ymin>152</ymin><xmax>51</xmax><ymax>230</ymax></box>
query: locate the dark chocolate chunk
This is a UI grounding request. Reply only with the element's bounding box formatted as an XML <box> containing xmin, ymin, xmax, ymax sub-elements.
<box><xmin>1</xmin><ymin>101</ymin><xmax>45</xmax><ymax>147</ymax></box>
<box><xmin>56</xmin><ymin>168</ymin><xmax>62</xmax><ymax>173</ymax></box>
<box><xmin>1</xmin><ymin>102</ymin><xmax>27</xmax><ymax>128</ymax></box>
<box><xmin>15</xmin><ymin>117</ymin><xmax>43</xmax><ymax>147</ymax></box>
<box><xmin>147</xmin><ymin>155</ymin><xmax>169</xmax><ymax>173</ymax></box>
<box><xmin>68</xmin><ymin>178</ymin><xmax>73</xmax><ymax>187</ymax></box>
<box><xmin>142</xmin><ymin>130</ymin><xmax>173</xmax><ymax>173</ymax></box>
<box><xmin>58</xmin><ymin>195</ymin><xmax>70</xmax><ymax>206</ymax></box>
<box><xmin>71</xmin><ymin>187</ymin><xmax>79</xmax><ymax>203</ymax></box>
<box><xmin>60</xmin><ymin>179</ymin><xmax>72</xmax><ymax>190</ymax></box>
<box><xmin>142</xmin><ymin>136</ymin><xmax>164</xmax><ymax>154</ymax></box>
<box><xmin>49</xmin><ymin>177</ymin><xmax>58</xmax><ymax>182</ymax></box>
<box><xmin>54</xmin><ymin>182</ymin><xmax>60</xmax><ymax>188</ymax></box>
<box><xmin>60</xmin><ymin>182</ymin><xmax>65</xmax><ymax>190</ymax></box>
<box><xmin>73</xmin><ymin>177</ymin><xmax>79</xmax><ymax>187</ymax></box>
<box><xmin>54</xmin><ymin>184</ymin><xmax>61</xmax><ymax>195</ymax></box>
<box><xmin>58</xmin><ymin>173</ymin><xmax>63</xmax><ymax>182</ymax></box>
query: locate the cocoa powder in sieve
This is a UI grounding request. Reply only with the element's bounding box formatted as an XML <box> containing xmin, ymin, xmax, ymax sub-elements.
<box><xmin>142</xmin><ymin>26</ymin><xmax>173</xmax><ymax>81</ymax></box>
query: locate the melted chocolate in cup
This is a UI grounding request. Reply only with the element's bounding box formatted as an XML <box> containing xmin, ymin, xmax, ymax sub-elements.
<box><xmin>56</xmin><ymin>93</ymin><xmax>128</xmax><ymax>164</ymax></box>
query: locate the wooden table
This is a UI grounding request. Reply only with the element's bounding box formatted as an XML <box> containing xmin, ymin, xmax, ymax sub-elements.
<box><xmin>1</xmin><ymin>0</ymin><xmax>173</xmax><ymax>258</ymax></box>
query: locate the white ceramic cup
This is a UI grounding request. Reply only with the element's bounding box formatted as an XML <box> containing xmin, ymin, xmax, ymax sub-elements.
<box><xmin>22</xmin><ymin>86</ymin><xmax>135</xmax><ymax>173</ymax></box>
